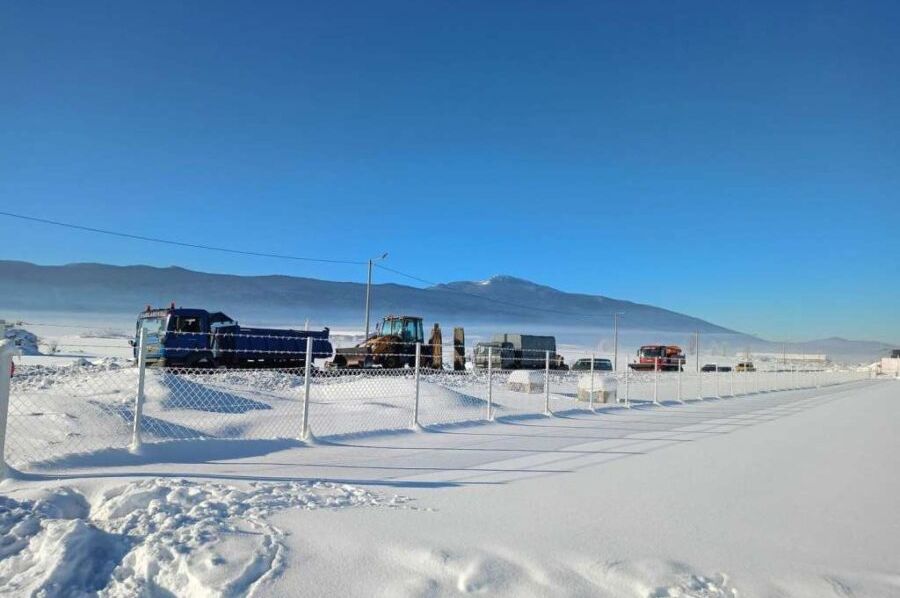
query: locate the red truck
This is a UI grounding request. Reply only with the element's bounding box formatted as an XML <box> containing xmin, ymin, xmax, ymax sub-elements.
<box><xmin>628</xmin><ymin>345</ymin><xmax>686</xmax><ymax>372</ymax></box>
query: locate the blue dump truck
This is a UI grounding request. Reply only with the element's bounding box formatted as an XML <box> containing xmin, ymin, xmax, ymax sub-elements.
<box><xmin>133</xmin><ymin>305</ymin><xmax>333</xmax><ymax>368</ymax></box>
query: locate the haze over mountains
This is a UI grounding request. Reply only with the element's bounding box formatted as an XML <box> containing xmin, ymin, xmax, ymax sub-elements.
<box><xmin>0</xmin><ymin>260</ymin><xmax>893</xmax><ymax>361</ymax></box>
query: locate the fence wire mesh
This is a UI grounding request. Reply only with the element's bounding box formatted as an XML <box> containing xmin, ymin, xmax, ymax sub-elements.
<box><xmin>1</xmin><ymin>342</ymin><xmax>873</xmax><ymax>473</ymax></box>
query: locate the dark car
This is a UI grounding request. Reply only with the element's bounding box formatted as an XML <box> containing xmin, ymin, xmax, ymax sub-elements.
<box><xmin>571</xmin><ymin>358</ymin><xmax>613</xmax><ymax>372</ymax></box>
<box><xmin>701</xmin><ymin>364</ymin><xmax>732</xmax><ymax>372</ymax></box>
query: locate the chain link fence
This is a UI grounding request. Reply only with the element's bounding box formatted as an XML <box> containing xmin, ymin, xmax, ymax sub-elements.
<box><xmin>0</xmin><ymin>340</ymin><xmax>874</xmax><ymax>475</ymax></box>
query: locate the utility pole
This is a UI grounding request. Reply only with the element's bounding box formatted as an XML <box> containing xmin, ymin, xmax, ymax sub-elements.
<box><xmin>613</xmin><ymin>312</ymin><xmax>623</xmax><ymax>371</ymax></box>
<box><xmin>695</xmin><ymin>330</ymin><xmax>701</xmax><ymax>373</ymax></box>
<box><xmin>363</xmin><ymin>252</ymin><xmax>388</xmax><ymax>341</ymax></box>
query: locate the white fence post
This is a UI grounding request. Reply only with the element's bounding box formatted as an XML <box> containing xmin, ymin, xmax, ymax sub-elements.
<box><xmin>588</xmin><ymin>353</ymin><xmax>594</xmax><ymax>411</ymax></box>
<box><xmin>653</xmin><ymin>358</ymin><xmax>660</xmax><ymax>405</ymax></box>
<box><xmin>715</xmin><ymin>364</ymin><xmax>721</xmax><ymax>398</ymax></box>
<box><xmin>487</xmin><ymin>346</ymin><xmax>493</xmax><ymax>421</ymax></box>
<box><xmin>301</xmin><ymin>337</ymin><xmax>313</xmax><ymax>441</ymax></box>
<box><xmin>730</xmin><ymin>367</ymin><xmax>735</xmax><ymax>397</ymax></box>
<box><xmin>413</xmin><ymin>342</ymin><xmax>421</xmax><ymax>429</ymax></box>
<box><xmin>130</xmin><ymin>328</ymin><xmax>148</xmax><ymax>453</ymax></box>
<box><xmin>624</xmin><ymin>368</ymin><xmax>630</xmax><ymax>407</ymax></box>
<box><xmin>544</xmin><ymin>350</ymin><xmax>551</xmax><ymax>416</ymax></box>
<box><xmin>677</xmin><ymin>362</ymin><xmax>683</xmax><ymax>403</ymax></box>
<box><xmin>0</xmin><ymin>341</ymin><xmax>21</xmax><ymax>480</ymax></box>
<box><xmin>698</xmin><ymin>369</ymin><xmax>703</xmax><ymax>400</ymax></box>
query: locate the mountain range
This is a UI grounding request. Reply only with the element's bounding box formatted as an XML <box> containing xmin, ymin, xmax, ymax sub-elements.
<box><xmin>0</xmin><ymin>260</ymin><xmax>893</xmax><ymax>361</ymax></box>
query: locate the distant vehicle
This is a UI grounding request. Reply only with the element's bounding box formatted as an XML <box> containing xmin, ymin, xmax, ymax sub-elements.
<box><xmin>571</xmin><ymin>358</ymin><xmax>613</xmax><ymax>372</ymax></box>
<box><xmin>735</xmin><ymin>362</ymin><xmax>756</xmax><ymax>372</ymax></box>
<box><xmin>629</xmin><ymin>345</ymin><xmax>685</xmax><ymax>371</ymax></box>
<box><xmin>474</xmin><ymin>334</ymin><xmax>567</xmax><ymax>370</ymax></box>
<box><xmin>701</xmin><ymin>364</ymin><xmax>732</xmax><ymax>372</ymax></box>
<box><xmin>133</xmin><ymin>305</ymin><xmax>332</xmax><ymax>368</ymax></box>
<box><xmin>330</xmin><ymin>315</ymin><xmax>444</xmax><ymax>369</ymax></box>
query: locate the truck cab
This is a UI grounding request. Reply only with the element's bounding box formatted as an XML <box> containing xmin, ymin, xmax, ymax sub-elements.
<box><xmin>134</xmin><ymin>306</ymin><xmax>230</xmax><ymax>366</ymax></box>
<box><xmin>375</xmin><ymin>316</ymin><xmax>424</xmax><ymax>344</ymax></box>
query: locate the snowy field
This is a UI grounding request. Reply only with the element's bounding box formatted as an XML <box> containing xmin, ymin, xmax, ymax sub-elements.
<box><xmin>1</xmin><ymin>322</ymin><xmax>896</xmax><ymax>597</ymax></box>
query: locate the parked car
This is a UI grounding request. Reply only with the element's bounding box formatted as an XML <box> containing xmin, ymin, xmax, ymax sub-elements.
<box><xmin>701</xmin><ymin>364</ymin><xmax>732</xmax><ymax>372</ymax></box>
<box><xmin>734</xmin><ymin>361</ymin><xmax>756</xmax><ymax>372</ymax></box>
<box><xmin>571</xmin><ymin>358</ymin><xmax>613</xmax><ymax>372</ymax></box>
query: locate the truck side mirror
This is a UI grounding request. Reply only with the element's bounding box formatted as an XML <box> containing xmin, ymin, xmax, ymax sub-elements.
<box><xmin>128</xmin><ymin>339</ymin><xmax>136</xmax><ymax>347</ymax></box>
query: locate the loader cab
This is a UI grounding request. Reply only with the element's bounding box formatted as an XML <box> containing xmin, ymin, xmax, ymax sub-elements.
<box><xmin>376</xmin><ymin>316</ymin><xmax>424</xmax><ymax>343</ymax></box>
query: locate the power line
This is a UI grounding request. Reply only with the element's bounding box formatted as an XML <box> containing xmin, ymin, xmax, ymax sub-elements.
<box><xmin>1</xmin><ymin>210</ymin><xmax>621</xmax><ymax>323</ymax></box>
<box><xmin>0</xmin><ymin>211</ymin><xmax>367</xmax><ymax>266</ymax></box>
<box><xmin>374</xmin><ymin>263</ymin><xmax>620</xmax><ymax>321</ymax></box>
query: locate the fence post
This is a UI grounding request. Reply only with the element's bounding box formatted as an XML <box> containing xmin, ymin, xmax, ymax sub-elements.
<box><xmin>730</xmin><ymin>367</ymin><xmax>735</xmax><ymax>397</ymax></box>
<box><xmin>715</xmin><ymin>363</ymin><xmax>720</xmax><ymax>398</ymax></box>
<box><xmin>589</xmin><ymin>353</ymin><xmax>595</xmax><ymax>412</ymax></box>
<box><xmin>487</xmin><ymin>346</ymin><xmax>493</xmax><ymax>421</ymax></box>
<box><xmin>301</xmin><ymin>336</ymin><xmax>313</xmax><ymax>441</ymax></box>
<box><xmin>0</xmin><ymin>341</ymin><xmax>21</xmax><ymax>480</ymax></box>
<box><xmin>677</xmin><ymin>362</ymin><xmax>683</xmax><ymax>403</ymax></box>
<box><xmin>624</xmin><ymin>368</ymin><xmax>630</xmax><ymax>407</ymax></box>
<box><xmin>413</xmin><ymin>342</ymin><xmax>421</xmax><ymax>429</ymax></box>
<box><xmin>653</xmin><ymin>358</ymin><xmax>660</xmax><ymax>405</ymax></box>
<box><xmin>544</xmin><ymin>350</ymin><xmax>551</xmax><ymax>416</ymax></box>
<box><xmin>130</xmin><ymin>328</ymin><xmax>148</xmax><ymax>453</ymax></box>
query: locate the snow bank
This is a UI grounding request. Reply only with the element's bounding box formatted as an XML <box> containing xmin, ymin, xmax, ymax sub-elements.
<box><xmin>0</xmin><ymin>479</ymin><xmax>415</xmax><ymax>596</ymax></box>
<box><xmin>1</xmin><ymin>325</ymin><xmax>39</xmax><ymax>356</ymax></box>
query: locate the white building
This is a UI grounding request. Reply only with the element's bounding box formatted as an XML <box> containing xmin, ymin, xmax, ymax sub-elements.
<box><xmin>749</xmin><ymin>352</ymin><xmax>828</xmax><ymax>363</ymax></box>
<box><xmin>879</xmin><ymin>357</ymin><xmax>900</xmax><ymax>376</ymax></box>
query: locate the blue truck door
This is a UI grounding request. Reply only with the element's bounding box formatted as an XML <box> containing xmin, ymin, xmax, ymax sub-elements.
<box><xmin>171</xmin><ymin>313</ymin><xmax>210</xmax><ymax>363</ymax></box>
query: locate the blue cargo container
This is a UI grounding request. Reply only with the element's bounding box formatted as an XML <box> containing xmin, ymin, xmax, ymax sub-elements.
<box><xmin>133</xmin><ymin>305</ymin><xmax>332</xmax><ymax>368</ymax></box>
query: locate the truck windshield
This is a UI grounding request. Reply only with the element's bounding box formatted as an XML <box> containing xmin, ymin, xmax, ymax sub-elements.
<box><xmin>640</xmin><ymin>347</ymin><xmax>664</xmax><ymax>357</ymax></box>
<box><xmin>138</xmin><ymin>317</ymin><xmax>165</xmax><ymax>336</ymax></box>
<box><xmin>382</xmin><ymin>319</ymin><xmax>402</xmax><ymax>336</ymax></box>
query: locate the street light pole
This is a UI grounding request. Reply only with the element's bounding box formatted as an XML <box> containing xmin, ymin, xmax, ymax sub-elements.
<box><xmin>613</xmin><ymin>312</ymin><xmax>624</xmax><ymax>372</ymax></box>
<box><xmin>363</xmin><ymin>252</ymin><xmax>388</xmax><ymax>341</ymax></box>
<box><xmin>696</xmin><ymin>330</ymin><xmax>700</xmax><ymax>373</ymax></box>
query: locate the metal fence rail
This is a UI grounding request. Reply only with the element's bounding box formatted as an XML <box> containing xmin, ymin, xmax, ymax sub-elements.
<box><xmin>0</xmin><ymin>340</ymin><xmax>873</xmax><ymax>476</ymax></box>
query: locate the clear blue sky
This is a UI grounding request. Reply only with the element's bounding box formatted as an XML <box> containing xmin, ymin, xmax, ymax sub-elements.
<box><xmin>1</xmin><ymin>1</ymin><xmax>897</xmax><ymax>342</ymax></box>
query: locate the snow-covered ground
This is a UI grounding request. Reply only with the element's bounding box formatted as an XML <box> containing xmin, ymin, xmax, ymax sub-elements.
<box><xmin>1</xmin><ymin>321</ymin><xmax>896</xmax><ymax>596</ymax></box>
<box><xmin>2</xmin><ymin>376</ymin><xmax>897</xmax><ymax>596</ymax></box>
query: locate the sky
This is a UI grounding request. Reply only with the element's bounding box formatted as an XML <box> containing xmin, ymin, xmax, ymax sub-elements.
<box><xmin>1</xmin><ymin>1</ymin><xmax>898</xmax><ymax>343</ymax></box>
